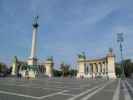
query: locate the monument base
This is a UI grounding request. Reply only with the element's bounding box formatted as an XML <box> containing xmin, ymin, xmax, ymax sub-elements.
<box><xmin>27</xmin><ymin>58</ymin><xmax>37</xmax><ymax>65</ymax></box>
<box><xmin>45</xmin><ymin>60</ymin><xmax>53</xmax><ymax>77</ymax></box>
<box><xmin>20</xmin><ymin>70</ymin><xmax>37</xmax><ymax>78</ymax></box>
<box><xmin>20</xmin><ymin>58</ymin><xmax>38</xmax><ymax>79</ymax></box>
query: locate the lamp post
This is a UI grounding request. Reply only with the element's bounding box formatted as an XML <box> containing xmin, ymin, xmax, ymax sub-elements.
<box><xmin>117</xmin><ymin>33</ymin><xmax>125</xmax><ymax>79</ymax></box>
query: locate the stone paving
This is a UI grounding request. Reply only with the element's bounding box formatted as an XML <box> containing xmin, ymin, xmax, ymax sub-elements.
<box><xmin>0</xmin><ymin>77</ymin><xmax>132</xmax><ymax>100</ymax></box>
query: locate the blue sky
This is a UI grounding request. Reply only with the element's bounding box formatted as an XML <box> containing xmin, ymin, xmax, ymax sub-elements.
<box><xmin>0</xmin><ymin>0</ymin><xmax>133</xmax><ymax>68</ymax></box>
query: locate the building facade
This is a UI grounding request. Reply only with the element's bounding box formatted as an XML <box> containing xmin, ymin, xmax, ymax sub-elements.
<box><xmin>11</xmin><ymin>56</ymin><xmax>54</xmax><ymax>78</ymax></box>
<box><xmin>77</xmin><ymin>49</ymin><xmax>116</xmax><ymax>79</ymax></box>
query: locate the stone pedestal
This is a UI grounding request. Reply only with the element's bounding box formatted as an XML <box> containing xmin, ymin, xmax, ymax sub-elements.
<box><xmin>44</xmin><ymin>60</ymin><xmax>53</xmax><ymax>77</ymax></box>
<box><xmin>11</xmin><ymin>63</ymin><xmax>17</xmax><ymax>75</ymax></box>
<box><xmin>26</xmin><ymin>58</ymin><xmax>38</xmax><ymax>78</ymax></box>
<box><xmin>77</xmin><ymin>58</ymin><xmax>86</xmax><ymax>78</ymax></box>
<box><xmin>11</xmin><ymin>56</ymin><xmax>18</xmax><ymax>75</ymax></box>
<box><xmin>27</xmin><ymin>58</ymin><xmax>37</xmax><ymax>65</ymax></box>
<box><xmin>107</xmin><ymin>52</ymin><xmax>116</xmax><ymax>79</ymax></box>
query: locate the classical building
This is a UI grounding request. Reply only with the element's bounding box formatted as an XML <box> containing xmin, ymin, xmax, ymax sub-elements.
<box><xmin>77</xmin><ymin>49</ymin><xmax>116</xmax><ymax>79</ymax></box>
<box><xmin>11</xmin><ymin>56</ymin><xmax>54</xmax><ymax>78</ymax></box>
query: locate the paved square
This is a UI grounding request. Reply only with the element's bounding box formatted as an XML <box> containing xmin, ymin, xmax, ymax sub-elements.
<box><xmin>0</xmin><ymin>78</ymin><xmax>132</xmax><ymax>100</ymax></box>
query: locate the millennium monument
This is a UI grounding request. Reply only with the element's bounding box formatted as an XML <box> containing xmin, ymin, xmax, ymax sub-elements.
<box><xmin>11</xmin><ymin>16</ymin><xmax>53</xmax><ymax>78</ymax></box>
<box><xmin>27</xmin><ymin>16</ymin><xmax>39</xmax><ymax>66</ymax></box>
<box><xmin>77</xmin><ymin>48</ymin><xmax>116</xmax><ymax>79</ymax></box>
<box><xmin>26</xmin><ymin>16</ymin><xmax>39</xmax><ymax>78</ymax></box>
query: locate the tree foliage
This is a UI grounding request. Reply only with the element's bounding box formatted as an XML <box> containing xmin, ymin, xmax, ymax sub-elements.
<box><xmin>123</xmin><ymin>59</ymin><xmax>133</xmax><ymax>77</ymax></box>
<box><xmin>0</xmin><ymin>62</ymin><xmax>7</xmax><ymax>73</ymax></box>
<box><xmin>115</xmin><ymin>59</ymin><xmax>133</xmax><ymax>77</ymax></box>
<box><xmin>53</xmin><ymin>69</ymin><xmax>62</xmax><ymax>77</ymax></box>
<box><xmin>115</xmin><ymin>63</ymin><xmax>122</xmax><ymax>77</ymax></box>
<box><xmin>60</xmin><ymin>63</ymin><xmax>70</xmax><ymax>77</ymax></box>
<box><xmin>69</xmin><ymin>69</ymin><xmax>77</xmax><ymax>77</ymax></box>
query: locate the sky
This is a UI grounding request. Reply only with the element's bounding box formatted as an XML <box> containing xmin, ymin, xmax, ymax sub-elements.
<box><xmin>0</xmin><ymin>0</ymin><xmax>133</xmax><ymax>68</ymax></box>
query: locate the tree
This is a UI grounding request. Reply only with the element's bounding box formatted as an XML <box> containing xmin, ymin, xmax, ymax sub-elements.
<box><xmin>0</xmin><ymin>62</ymin><xmax>8</xmax><ymax>77</ymax></box>
<box><xmin>60</xmin><ymin>62</ymin><xmax>70</xmax><ymax>77</ymax></box>
<box><xmin>0</xmin><ymin>62</ymin><xmax>7</xmax><ymax>73</ymax></box>
<box><xmin>69</xmin><ymin>69</ymin><xmax>77</xmax><ymax>77</ymax></box>
<box><xmin>115</xmin><ymin>63</ymin><xmax>122</xmax><ymax>78</ymax></box>
<box><xmin>123</xmin><ymin>59</ymin><xmax>133</xmax><ymax>77</ymax></box>
<box><xmin>115</xmin><ymin>59</ymin><xmax>133</xmax><ymax>78</ymax></box>
<box><xmin>53</xmin><ymin>69</ymin><xmax>62</xmax><ymax>77</ymax></box>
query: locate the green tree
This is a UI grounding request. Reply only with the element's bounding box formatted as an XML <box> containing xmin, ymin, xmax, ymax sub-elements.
<box><xmin>116</xmin><ymin>59</ymin><xmax>133</xmax><ymax>78</ymax></box>
<box><xmin>69</xmin><ymin>69</ymin><xmax>77</xmax><ymax>77</ymax></box>
<box><xmin>0</xmin><ymin>62</ymin><xmax>7</xmax><ymax>73</ymax></box>
<box><xmin>53</xmin><ymin>69</ymin><xmax>62</xmax><ymax>77</ymax></box>
<box><xmin>115</xmin><ymin>63</ymin><xmax>122</xmax><ymax>78</ymax></box>
<box><xmin>123</xmin><ymin>59</ymin><xmax>133</xmax><ymax>77</ymax></box>
<box><xmin>60</xmin><ymin>63</ymin><xmax>70</xmax><ymax>77</ymax></box>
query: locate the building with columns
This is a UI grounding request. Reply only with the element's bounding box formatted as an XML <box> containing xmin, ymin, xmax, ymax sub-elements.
<box><xmin>77</xmin><ymin>49</ymin><xmax>116</xmax><ymax>79</ymax></box>
<box><xmin>11</xmin><ymin>56</ymin><xmax>54</xmax><ymax>78</ymax></box>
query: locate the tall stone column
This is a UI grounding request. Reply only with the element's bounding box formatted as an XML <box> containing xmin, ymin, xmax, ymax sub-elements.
<box><xmin>27</xmin><ymin>16</ymin><xmax>39</xmax><ymax>66</ymax></box>
<box><xmin>26</xmin><ymin>16</ymin><xmax>39</xmax><ymax>78</ymax></box>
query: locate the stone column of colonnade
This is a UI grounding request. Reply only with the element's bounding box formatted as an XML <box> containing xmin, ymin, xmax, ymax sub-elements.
<box><xmin>100</xmin><ymin>63</ymin><xmax>103</xmax><ymax>75</ymax></box>
<box><xmin>97</xmin><ymin>63</ymin><xmax>101</xmax><ymax>76</ymax></box>
<box><xmin>90</xmin><ymin>64</ymin><xmax>93</xmax><ymax>75</ymax></box>
<box><xmin>85</xmin><ymin>65</ymin><xmax>89</xmax><ymax>75</ymax></box>
<box><xmin>92</xmin><ymin>63</ymin><xmax>96</xmax><ymax>78</ymax></box>
<box><xmin>77</xmin><ymin>49</ymin><xmax>116</xmax><ymax>79</ymax></box>
<box><xmin>85</xmin><ymin>63</ymin><xmax>92</xmax><ymax>78</ymax></box>
<box><xmin>91</xmin><ymin>61</ymin><xmax>108</xmax><ymax>78</ymax></box>
<box><xmin>101</xmin><ymin>62</ymin><xmax>106</xmax><ymax>77</ymax></box>
<box><xmin>102</xmin><ymin>62</ymin><xmax>105</xmax><ymax>74</ymax></box>
<box><xmin>89</xmin><ymin>64</ymin><xmax>92</xmax><ymax>76</ymax></box>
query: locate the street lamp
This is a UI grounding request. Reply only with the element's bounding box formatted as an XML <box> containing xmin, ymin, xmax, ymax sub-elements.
<box><xmin>117</xmin><ymin>33</ymin><xmax>125</xmax><ymax>78</ymax></box>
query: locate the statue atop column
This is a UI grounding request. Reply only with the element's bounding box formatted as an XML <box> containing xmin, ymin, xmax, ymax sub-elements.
<box><xmin>46</xmin><ymin>56</ymin><xmax>53</xmax><ymax>61</ymax></box>
<box><xmin>107</xmin><ymin>48</ymin><xmax>115</xmax><ymax>57</ymax></box>
<box><xmin>78</xmin><ymin>52</ymin><xmax>86</xmax><ymax>59</ymax></box>
<box><xmin>33</xmin><ymin>16</ymin><xmax>39</xmax><ymax>28</ymax></box>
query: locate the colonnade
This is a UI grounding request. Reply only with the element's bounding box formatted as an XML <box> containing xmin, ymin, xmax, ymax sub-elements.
<box><xmin>84</xmin><ymin>60</ymin><xmax>107</xmax><ymax>76</ymax></box>
<box><xmin>77</xmin><ymin>49</ymin><xmax>116</xmax><ymax>79</ymax></box>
